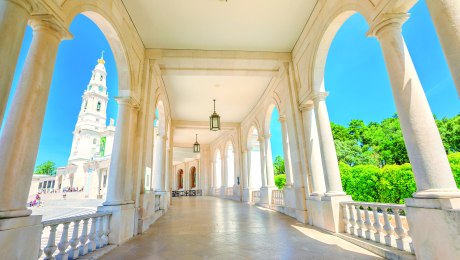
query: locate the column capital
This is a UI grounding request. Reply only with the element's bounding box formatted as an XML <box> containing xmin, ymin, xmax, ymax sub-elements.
<box><xmin>115</xmin><ymin>96</ymin><xmax>140</xmax><ymax>109</ymax></box>
<box><xmin>278</xmin><ymin>115</ymin><xmax>287</xmax><ymax>123</ymax></box>
<box><xmin>257</xmin><ymin>136</ymin><xmax>265</xmax><ymax>142</ymax></box>
<box><xmin>367</xmin><ymin>13</ymin><xmax>410</xmax><ymax>38</ymax></box>
<box><xmin>299</xmin><ymin>102</ymin><xmax>314</xmax><ymax>112</ymax></box>
<box><xmin>264</xmin><ymin>134</ymin><xmax>271</xmax><ymax>139</ymax></box>
<box><xmin>28</xmin><ymin>14</ymin><xmax>72</xmax><ymax>40</ymax></box>
<box><xmin>312</xmin><ymin>91</ymin><xmax>329</xmax><ymax>102</ymax></box>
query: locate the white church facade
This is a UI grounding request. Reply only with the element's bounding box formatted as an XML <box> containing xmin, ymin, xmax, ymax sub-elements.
<box><xmin>55</xmin><ymin>55</ymin><xmax>116</xmax><ymax>199</ymax></box>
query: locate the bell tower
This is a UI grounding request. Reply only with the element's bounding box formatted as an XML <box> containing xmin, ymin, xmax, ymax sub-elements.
<box><xmin>68</xmin><ymin>53</ymin><xmax>110</xmax><ymax>163</ymax></box>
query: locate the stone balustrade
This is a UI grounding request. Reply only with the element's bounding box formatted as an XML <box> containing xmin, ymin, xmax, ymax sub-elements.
<box><xmin>226</xmin><ymin>187</ymin><xmax>234</xmax><ymax>197</ymax></box>
<box><xmin>40</xmin><ymin>212</ymin><xmax>112</xmax><ymax>259</ymax></box>
<box><xmin>340</xmin><ymin>201</ymin><xmax>413</xmax><ymax>253</ymax></box>
<box><xmin>252</xmin><ymin>190</ymin><xmax>260</xmax><ymax>203</ymax></box>
<box><xmin>271</xmin><ymin>190</ymin><xmax>284</xmax><ymax>206</ymax></box>
<box><xmin>215</xmin><ymin>188</ymin><xmax>220</xmax><ymax>196</ymax></box>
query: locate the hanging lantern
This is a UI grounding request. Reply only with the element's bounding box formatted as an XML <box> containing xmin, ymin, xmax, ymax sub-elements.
<box><xmin>209</xmin><ymin>99</ymin><xmax>221</xmax><ymax>131</ymax></box>
<box><xmin>193</xmin><ymin>134</ymin><xmax>200</xmax><ymax>153</ymax></box>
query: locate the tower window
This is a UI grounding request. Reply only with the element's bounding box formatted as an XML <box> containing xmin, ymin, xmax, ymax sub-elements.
<box><xmin>84</xmin><ymin>101</ymin><xmax>88</xmax><ymax>112</ymax></box>
<box><xmin>100</xmin><ymin>75</ymin><xmax>103</xmax><ymax>81</ymax></box>
<box><xmin>97</xmin><ymin>101</ymin><xmax>101</xmax><ymax>112</ymax></box>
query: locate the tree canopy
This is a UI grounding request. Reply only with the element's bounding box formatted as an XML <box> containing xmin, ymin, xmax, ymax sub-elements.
<box><xmin>332</xmin><ymin>113</ymin><xmax>460</xmax><ymax>167</ymax></box>
<box><xmin>35</xmin><ymin>161</ymin><xmax>57</xmax><ymax>176</ymax></box>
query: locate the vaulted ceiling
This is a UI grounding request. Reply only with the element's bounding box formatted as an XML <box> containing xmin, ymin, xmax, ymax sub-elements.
<box><xmin>121</xmin><ymin>0</ymin><xmax>318</xmax><ymax>148</ymax></box>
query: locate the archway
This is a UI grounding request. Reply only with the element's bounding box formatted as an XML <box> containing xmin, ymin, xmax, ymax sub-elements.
<box><xmin>190</xmin><ymin>166</ymin><xmax>197</xmax><ymax>189</ymax></box>
<box><xmin>177</xmin><ymin>169</ymin><xmax>184</xmax><ymax>190</ymax></box>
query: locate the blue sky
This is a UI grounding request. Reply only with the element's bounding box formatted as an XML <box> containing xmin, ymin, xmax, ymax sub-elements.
<box><xmin>1</xmin><ymin>1</ymin><xmax>457</xmax><ymax>168</ymax></box>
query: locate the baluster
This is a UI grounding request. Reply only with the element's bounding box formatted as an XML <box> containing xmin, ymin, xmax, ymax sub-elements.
<box><xmin>382</xmin><ymin>206</ymin><xmax>394</xmax><ymax>246</ymax></box>
<box><xmin>56</xmin><ymin>222</ymin><xmax>70</xmax><ymax>260</ymax></box>
<box><xmin>372</xmin><ymin>206</ymin><xmax>383</xmax><ymax>243</ymax></box>
<box><xmin>355</xmin><ymin>205</ymin><xmax>364</xmax><ymax>237</ymax></box>
<box><xmin>38</xmin><ymin>226</ymin><xmax>45</xmax><ymax>259</ymax></box>
<box><xmin>87</xmin><ymin>217</ymin><xmax>97</xmax><ymax>252</ymax></box>
<box><xmin>78</xmin><ymin>219</ymin><xmax>89</xmax><ymax>256</ymax></box>
<box><xmin>96</xmin><ymin>216</ymin><xmax>104</xmax><ymax>249</ymax></box>
<box><xmin>348</xmin><ymin>204</ymin><xmax>356</xmax><ymax>235</ymax></box>
<box><xmin>363</xmin><ymin>206</ymin><xmax>373</xmax><ymax>239</ymax></box>
<box><xmin>102</xmin><ymin>215</ymin><xmax>110</xmax><ymax>246</ymax></box>
<box><xmin>68</xmin><ymin>220</ymin><xmax>80</xmax><ymax>260</ymax></box>
<box><xmin>393</xmin><ymin>208</ymin><xmax>407</xmax><ymax>250</ymax></box>
<box><xmin>44</xmin><ymin>224</ymin><xmax>58</xmax><ymax>260</ymax></box>
<box><xmin>342</xmin><ymin>204</ymin><xmax>350</xmax><ymax>233</ymax></box>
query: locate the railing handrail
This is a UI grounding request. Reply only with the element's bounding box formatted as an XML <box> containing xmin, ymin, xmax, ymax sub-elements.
<box><xmin>42</xmin><ymin>212</ymin><xmax>112</xmax><ymax>226</ymax></box>
<box><xmin>340</xmin><ymin>201</ymin><xmax>406</xmax><ymax>210</ymax></box>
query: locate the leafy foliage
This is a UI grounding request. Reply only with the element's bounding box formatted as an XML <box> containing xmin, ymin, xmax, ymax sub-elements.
<box><xmin>274</xmin><ymin>174</ymin><xmax>286</xmax><ymax>189</ymax></box>
<box><xmin>35</xmin><ymin>161</ymin><xmax>56</xmax><ymax>176</ymax></box>
<box><xmin>273</xmin><ymin>155</ymin><xmax>285</xmax><ymax>176</ymax></box>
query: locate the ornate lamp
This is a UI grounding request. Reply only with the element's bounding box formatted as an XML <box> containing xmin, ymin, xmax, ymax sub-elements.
<box><xmin>209</xmin><ymin>99</ymin><xmax>221</xmax><ymax>131</ymax></box>
<box><xmin>193</xmin><ymin>134</ymin><xmax>200</xmax><ymax>153</ymax></box>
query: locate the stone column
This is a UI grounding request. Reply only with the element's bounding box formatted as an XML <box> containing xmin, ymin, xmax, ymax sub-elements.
<box><xmin>154</xmin><ymin>135</ymin><xmax>167</xmax><ymax>191</ymax></box>
<box><xmin>0</xmin><ymin>0</ymin><xmax>34</xmax><ymax>125</ymax></box>
<box><xmin>211</xmin><ymin>161</ymin><xmax>215</xmax><ymax>189</ymax></box>
<box><xmin>278</xmin><ymin>116</ymin><xmax>294</xmax><ymax>187</ymax></box>
<box><xmin>104</xmin><ymin>97</ymin><xmax>138</xmax><ymax>206</ymax></box>
<box><xmin>300</xmin><ymin>103</ymin><xmax>326</xmax><ymax>195</ymax></box>
<box><xmin>0</xmin><ymin>15</ymin><xmax>71</xmax><ymax>217</ymax></box>
<box><xmin>369</xmin><ymin>14</ymin><xmax>460</xmax><ymax>198</ymax></box>
<box><xmin>313</xmin><ymin>92</ymin><xmax>345</xmax><ymax>196</ymax></box>
<box><xmin>426</xmin><ymin>0</ymin><xmax>460</xmax><ymax>96</ymax></box>
<box><xmin>264</xmin><ymin>134</ymin><xmax>276</xmax><ymax>187</ymax></box>
<box><xmin>258</xmin><ymin>136</ymin><xmax>267</xmax><ymax>187</ymax></box>
<box><xmin>242</xmin><ymin>149</ymin><xmax>248</xmax><ymax>189</ymax></box>
<box><xmin>246</xmin><ymin>148</ymin><xmax>252</xmax><ymax>187</ymax></box>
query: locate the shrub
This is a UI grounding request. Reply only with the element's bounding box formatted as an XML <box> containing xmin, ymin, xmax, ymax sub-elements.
<box><xmin>377</xmin><ymin>164</ymin><xmax>416</xmax><ymax>204</ymax></box>
<box><xmin>274</xmin><ymin>174</ymin><xmax>286</xmax><ymax>189</ymax></box>
<box><xmin>341</xmin><ymin>164</ymin><xmax>381</xmax><ymax>202</ymax></box>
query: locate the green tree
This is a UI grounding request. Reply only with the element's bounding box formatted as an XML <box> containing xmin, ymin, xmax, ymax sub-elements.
<box><xmin>437</xmin><ymin>114</ymin><xmax>460</xmax><ymax>153</ymax></box>
<box><xmin>274</xmin><ymin>174</ymin><xmax>286</xmax><ymax>189</ymax></box>
<box><xmin>35</xmin><ymin>161</ymin><xmax>56</xmax><ymax>176</ymax></box>
<box><xmin>273</xmin><ymin>155</ymin><xmax>285</xmax><ymax>176</ymax></box>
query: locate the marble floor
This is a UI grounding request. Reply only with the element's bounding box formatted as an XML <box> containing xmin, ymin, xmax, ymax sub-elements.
<box><xmin>101</xmin><ymin>197</ymin><xmax>380</xmax><ymax>260</ymax></box>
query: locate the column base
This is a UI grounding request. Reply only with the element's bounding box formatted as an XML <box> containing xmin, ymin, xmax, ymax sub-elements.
<box><xmin>324</xmin><ymin>191</ymin><xmax>347</xmax><ymax>197</ymax></box>
<box><xmin>293</xmin><ymin>186</ymin><xmax>308</xmax><ymax>224</ymax></box>
<box><xmin>137</xmin><ymin>193</ymin><xmax>163</xmax><ymax>234</ymax></box>
<box><xmin>242</xmin><ymin>188</ymin><xmax>255</xmax><ymax>203</ymax></box>
<box><xmin>0</xmin><ymin>215</ymin><xmax>42</xmax><ymax>260</ymax></box>
<box><xmin>0</xmin><ymin>208</ymin><xmax>32</xmax><ymax>218</ymax></box>
<box><xmin>102</xmin><ymin>200</ymin><xmax>134</xmax><ymax>206</ymax></box>
<box><xmin>258</xmin><ymin>186</ymin><xmax>276</xmax><ymax>206</ymax></box>
<box><xmin>98</xmin><ymin>203</ymin><xmax>135</xmax><ymax>245</ymax></box>
<box><xmin>405</xmin><ymin>197</ymin><xmax>460</xmax><ymax>258</ymax></box>
<box><xmin>307</xmin><ymin>195</ymin><xmax>352</xmax><ymax>233</ymax></box>
<box><xmin>412</xmin><ymin>188</ymin><xmax>460</xmax><ymax>199</ymax></box>
<box><xmin>220</xmin><ymin>186</ymin><xmax>227</xmax><ymax>198</ymax></box>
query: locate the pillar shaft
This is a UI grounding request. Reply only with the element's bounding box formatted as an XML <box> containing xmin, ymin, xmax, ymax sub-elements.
<box><xmin>426</xmin><ymin>0</ymin><xmax>460</xmax><ymax>97</ymax></box>
<box><xmin>258</xmin><ymin>137</ymin><xmax>267</xmax><ymax>187</ymax></box>
<box><xmin>104</xmin><ymin>97</ymin><xmax>137</xmax><ymax>205</ymax></box>
<box><xmin>154</xmin><ymin>135</ymin><xmax>167</xmax><ymax>191</ymax></box>
<box><xmin>313</xmin><ymin>93</ymin><xmax>345</xmax><ymax>196</ymax></box>
<box><xmin>264</xmin><ymin>135</ymin><xmax>275</xmax><ymax>187</ymax></box>
<box><xmin>0</xmin><ymin>15</ymin><xmax>70</xmax><ymax>217</ymax></box>
<box><xmin>0</xmin><ymin>0</ymin><xmax>33</xmax><ymax>125</ymax></box>
<box><xmin>247</xmin><ymin>149</ymin><xmax>253</xmax><ymax>188</ymax></box>
<box><xmin>370</xmin><ymin>15</ymin><xmax>460</xmax><ymax>198</ymax></box>
<box><xmin>222</xmin><ymin>154</ymin><xmax>227</xmax><ymax>187</ymax></box>
<box><xmin>242</xmin><ymin>150</ymin><xmax>248</xmax><ymax>189</ymax></box>
<box><xmin>279</xmin><ymin>116</ymin><xmax>294</xmax><ymax>186</ymax></box>
<box><xmin>300</xmin><ymin>104</ymin><xmax>326</xmax><ymax>195</ymax></box>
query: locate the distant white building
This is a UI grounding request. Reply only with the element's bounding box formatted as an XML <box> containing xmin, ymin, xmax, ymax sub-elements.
<box><xmin>55</xmin><ymin>54</ymin><xmax>115</xmax><ymax>199</ymax></box>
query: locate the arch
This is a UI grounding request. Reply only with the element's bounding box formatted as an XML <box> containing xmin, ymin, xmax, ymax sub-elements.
<box><xmin>155</xmin><ymin>100</ymin><xmax>166</xmax><ymax>136</ymax></box>
<box><xmin>177</xmin><ymin>169</ymin><xmax>184</xmax><ymax>190</ymax></box>
<box><xmin>310</xmin><ymin>1</ymin><xmax>375</xmax><ymax>93</ymax></box>
<box><xmin>263</xmin><ymin>103</ymin><xmax>280</xmax><ymax>136</ymax></box>
<box><xmin>225</xmin><ymin>141</ymin><xmax>235</xmax><ymax>187</ymax></box>
<box><xmin>62</xmin><ymin>2</ymin><xmax>132</xmax><ymax>93</ymax></box>
<box><xmin>190</xmin><ymin>166</ymin><xmax>197</xmax><ymax>189</ymax></box>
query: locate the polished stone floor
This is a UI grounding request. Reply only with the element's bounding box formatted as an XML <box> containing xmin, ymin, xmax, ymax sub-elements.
<box><xmin>102</xmin><ymin>197</ymin><xmax>380</xmax><ymax>260</ymax></box>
